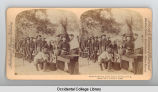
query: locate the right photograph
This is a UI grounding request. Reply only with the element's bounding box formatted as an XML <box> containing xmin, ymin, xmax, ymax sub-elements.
<box><xmin>79</xmin><ymin>8</ymin><xmax>144</xmax><ymax>74</ymax></box>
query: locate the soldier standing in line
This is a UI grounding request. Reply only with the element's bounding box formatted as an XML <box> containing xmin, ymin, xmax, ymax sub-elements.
<box><xmin>45</xmin><ymin>41</ymin><xmax>53</xmax><ymax>63</ymax></box>
<box><xmin>22</xmin><ymin>38</ymin><xmax>27</xmax><ymax>60</ymax></box>
<box><xmin>33</xmin><ymin>37</ymin><xmax>37</xmax><ymax>53</ymax></box>
<box><xmin>55</xmin><ymin>35</ymin><xmax>63</xmax><ymax>56</ymax></box>
<box><xmin>90</xmin><ymin>37</ymin><xmax>95</xmax><ymax>61</ymax></box>
<box><xmin>86</xmin><ymin>38</ymin><xmax>91</xmax><ymax>60</ymax></box>
<box><xmin>84</xmin><ymin>39</ymin><xmax>88</xmax><ymax>57</ymax></box>
<box><xmin>36</xmin><ymin>35</ymin><xmax>42</xmax><ymax>51</ymax></box>
<box><xmin>29</xmin><ymin>37</ymin><xmax>35</xmax><ymax>62</ymax></box>
<box><xmin>101</xmin><ymin>35</ymin><xmax>107</xmax><ymax>53</ymax></box>
<box><xmin>106</xmin><ymin>37</ymin><xmax>111</xmax><ymax>48</ymax></box>
<box><xmin>18</xmin><ymin>38</ymin><xmax>24</xmax><ymax>55</ymax></box>
<box><xmin>25</xmin><ymin>37</ymin><xmax>31</xmax><ymax>61</ymax></box>
<box><xmin>121</xmin><ymin>34</ymin><xmax>127</xmax><ymax>55</ymax></box>
<box><xmin>41</xmin><ymin>38</ymin><xmax>47</xmax><ymax>48</ymax></box>
<box><xmin>113</xmin><ymin>40</ymin><xmax>118</xmax><ymax>54</ymax></box>
<box><xmin>98</xmin><ymin>36</ymin><xmax>102</xmax><ymax>55</ymax></box>
<box><xmin>94</xmin><ymin>36</ymin><xmax>99</xmax><ymax>63</ymax></box>
<box><xmin>80</xmin><ymin>39</ymin><xmax>86</xmax><ymax>57</ymax></box>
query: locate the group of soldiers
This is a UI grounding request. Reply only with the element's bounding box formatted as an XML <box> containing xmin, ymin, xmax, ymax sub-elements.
<box><xmin>79</xmin><ymin>35</ymin><xmax>117</xmax><ymax>62</ymax></box>
<box><xmin>15</xmin><ymin>34</ymin><xmax>76</xmax><ymax>71</ymax></box>
<box><xmin>15</xmin><ymin>35</ymin><xmax>51</xmax><ymax>62</ymax></box>
<box><xmin>15</xmin><ymin>33</ymin><xmax>137</xmax><ymax>72</ymax></box>
<box><xmin>79</xmin><ymin>34</ymin><xmax>136</xmax><ymax>71</ymax></box>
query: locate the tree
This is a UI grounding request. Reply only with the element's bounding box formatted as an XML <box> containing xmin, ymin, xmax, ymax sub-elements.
<box><xmin>80</xmin><ymin>8</ymin><xmax>121</xmax><ymax>41</ymax></box>
<box><xmin>15</xmin><ymin>9</ymin><xmax>57</xmax><ymax>40</ymax></box>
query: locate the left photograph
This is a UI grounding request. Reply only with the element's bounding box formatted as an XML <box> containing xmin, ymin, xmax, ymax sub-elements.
<box><xmin>8</xmin><ymin>8</ymin><xmax>80</xmax><ymax>75</ymax></box>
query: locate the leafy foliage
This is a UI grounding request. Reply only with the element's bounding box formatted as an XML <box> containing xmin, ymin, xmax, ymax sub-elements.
<box><xmin>80</xmin><ymin>9</ymin><xmax>121</xmax><ymax>38</ymax></box>
<box><xmin>15</xmin><ymin>9</ymin><xmax>57</xmax><ymax>40</ymax></box>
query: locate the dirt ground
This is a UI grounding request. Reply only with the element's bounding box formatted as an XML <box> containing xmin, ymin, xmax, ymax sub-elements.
<box><xmin>15</xmin><ymin>57</ymin><xmax>134</xmax><ymax>75</ymax></box>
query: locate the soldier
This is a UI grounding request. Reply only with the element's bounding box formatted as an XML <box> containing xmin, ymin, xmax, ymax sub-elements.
<box><xmin>106</xmin><ymin>37</ymin><xmax>111</xmax><ymax>48</ymax></box>
<box><xmin>29</xmin><ymin>37</ymin><xmax>35</xmax><ymax>62</ymax></box>
<box><xmin>101</xmin><ymin>35</ymin><xmax>107</xmax><ymax>53</ymax></box>
<box><xmin>15</xmin><ymin>39</ymin><xmax>20</xmax><ymax>53</ymax></box>
<box><xmin>80</xmin><ymin>38</ymin><xmax>86</xmax><ymax>57</ymax></box>
<box><xmin>36</xmin><ymin>35</ymin><xmax>42</xmax><ymax>51</ymax></box>
<box><xmin>51</xmin><ymin>40</ymin><xmax>57</xmax><ymax>52</ymax></box>
<box><xmin>58</xmin><ymin>36</ymin><xmax>70</xmax><ymax>72</ymax></box>
<box><xmin>108</xmin><ymin>41</ymin><xmax>116</xmax><ymax>60</ymax></box>
<box><xmin>98</xmin><ymin>36</ymin><xmax>102</xmax><ymax>55</ymax></box>
<box><xmin>33</xmin><ymin>36</ymin><xmax>37</xmax><ymax>51</ymax></box>
<box><xmin>113</xmin><ymin>40</ymin><xmax>118</xmax><ymax>54</ymax></box>
<box><xmin>121</xmin><ymin>34</ymin><xmax>127</xmax><ymax>55</ymax></box>
<box><xmin>125</xmin><ymin>35</ymin><xmax>135</xmax><ymax>55</ymax></box>
<box><xmin>45</xmin><ymin>41</ymin><xmax>53</xmax><ymax>63</ymax></box>
<box><xmin>93</xmin><ymin>36</ymin><xmax>99</xmax><ymax>62</ymax></box>
<box><xmin>82</xmin><ymin>39</ymin><xmax>88</xmax><ymax>57</ymax></box>
<box><xmin>24</xmin><ymin>37</ymin><xmax>31</xmax><ymax>61</ymax></box>
<box><xmin>98</xmin><ymin>46</ymin><xmax>113</xmax><ymax>71</ymax></box>
<box><xmin>54</xmin><ymin>35</ymin><xmax>62</xmax><ymax>56</ymax></box>
<box><xmin>18</xmin><ymin>38</ymin><xmax>25</xmax><ymax>55</ymax></box>
<box><xmin>20</xmin><ymin>38</ymin><xmax>27</xmax><ymax>59</ymax></box>
<box><xmin>41</xmin><ymin>38</ymin><xmax>47</xmax><ymax>48</ymax></box>
<box><xmin>90</xmin><ymin>37</ymin><xmax>95</xmax><ymax>60</ymax></box>
<box><xmin>86</xmin><ymin>37</ymin><xmax>91</xmax><ymax>60</ymax></box>
<box><xmin>33</xmin><ymin>47</ymin><xmax>49</xmax><ymax>71</ymax></box>
<box><xmin>94</xmin><ymin>36</ymin><xmax>99</xmax><ymax>50</ymax></box>
<box><xmin>59</xmin><ymin>37</ymin><xmax>70</xmax><ymax>55</ymax></box>
<box><xmin>46</xmin><ymin>41</ymin><xmax>53</xmax><ymax>52</ymax></box>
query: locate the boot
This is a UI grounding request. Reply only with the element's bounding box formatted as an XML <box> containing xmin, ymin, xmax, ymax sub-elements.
<box><xmin>43</xmin><ymin>62</ymin><xmax>47</xmax><ymax>72</ymax></box>
<box><xmin>36</xmin><ymin>64</ymin><xmax>39</xmax><ymax>71</ymax></box>
<box><xmin>108</xmin><ymin>61</ymin><xmax>111</xmax><ymax>70</ymax></box>
<box><xmin>100</xmin><ymin>64</ymin><xmax>103</xmax><ymax>71</ymax></box>
<box><xmin>104</xmin><ymin>62</ymin><xmax>108</xmax><ymax>69</ymax></box>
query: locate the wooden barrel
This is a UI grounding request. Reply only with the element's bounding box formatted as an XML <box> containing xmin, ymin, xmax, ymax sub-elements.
<box><xmin>48</xmin><ymin>63</ymin><xmax>57</xmax><ymax>71</ymax></box>
<box><xmin>112</xmin><ymin>62</ymin><xmax>121</xmax><ymax>70</ymax></box>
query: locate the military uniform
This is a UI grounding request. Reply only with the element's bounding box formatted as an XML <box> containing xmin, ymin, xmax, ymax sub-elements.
<box><xmin>93</xmin><ymin>38</ymin><xmax>99</xmax><ymax>62</ymax></box>
<box><xmin>59</xmin><ymin>41</ymin><xmax>70</xmax><ymax>55</ymax></box>
<box><xmin>98</xmin><ymin>38</ymin><xmax>102</xmax><ymax>55</ymax></box>
<box><xmin>90</xmin><ymin>38</ymin><xmax>95</xmax><ymax>60</ymax></box>
<box><xmin>101</xmin><ymin>38</ymin><xmax>107</xmax><ymax>53</ymax></box>
<box><xmin>41</xmin><ymin>40</ymin><xmax>47</xmax><ymax>48</ymax></box>
<box><xmin>106</xmin><ymin>39</ymin><xmax>111</xmax><ymax>48</ymax></box>
<box><xmin>18</xmin><ymin>39</ymin><xmax>25</xmax><ymax>55</ymax></box>
<box><xmin>35</xmin><ymin>39</ymin><xmax>42</xmax><ymax>51</ymax></box>
<box><xmin>24</xmin><ymin>39</ymin><xmax>31</xmax><ymax>60</ymax></box>
<box><xmin>100</xmin><ymin>35</ymin><xmax>107</xmax><ymax>52</ymax></box>
<box><xmin>86</xmin><ymin>39</ymin><xmax>91</xmax><ymax>60</ymax></box>
<box><xmin>125</xmin><ymin>40</ymin><xmax>134</xmax><ymax>55</ymax></box>
<box><xmin>29</xmin><ymin>39</ymin><xmax>35</xmax><ymax>61</ymax></box>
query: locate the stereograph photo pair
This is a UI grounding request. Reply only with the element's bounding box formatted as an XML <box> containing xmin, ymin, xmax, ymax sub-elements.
<box><xmin>6</xmin><ymin>8</ymin><xmax>152</xmax><ymax>80</ymax></box>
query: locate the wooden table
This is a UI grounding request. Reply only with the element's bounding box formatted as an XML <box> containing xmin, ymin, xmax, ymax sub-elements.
<box><xmin>57</xmin><ymin>54</ymin><xmax>79</xmax><ymax>74</ymax></box>
<box><xmin>121</xmin><ymin>54</ymin><xmax>143</xmax><ymax>74</ymax></box>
